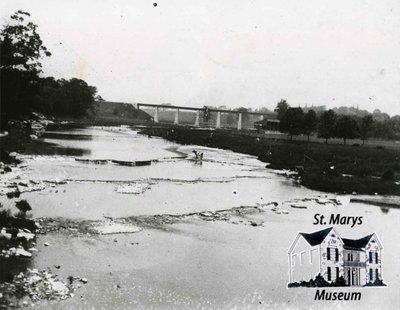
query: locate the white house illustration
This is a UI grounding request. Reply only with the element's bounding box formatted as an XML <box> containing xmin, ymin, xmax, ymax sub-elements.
<box><xmin>288</xmin><ymin>227</ymin><xmax>383</xmax><ymax>286</ymax></box>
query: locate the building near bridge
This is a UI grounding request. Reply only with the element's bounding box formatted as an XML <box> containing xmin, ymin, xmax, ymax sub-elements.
<box><xmin>254</xmin><ymin>118</ymin><xmax>280</xmax><ymax>132</ymax></box>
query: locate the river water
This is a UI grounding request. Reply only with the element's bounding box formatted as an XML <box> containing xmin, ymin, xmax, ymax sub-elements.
<box><xmin>3</xmin><ymin>126</ymin><xmax>400</xmax><ymax>309</ymax></box>
<box><xmin>18</xmin><ymin>126</ymin><xmax>319</xmax><ymax>219</ymax></box>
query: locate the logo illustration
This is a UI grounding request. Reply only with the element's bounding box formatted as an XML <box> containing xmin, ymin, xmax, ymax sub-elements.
<box><xmin>287</xmin><ymin>227</ymin><xmax>386</xmax><ymax>287</ymax></box>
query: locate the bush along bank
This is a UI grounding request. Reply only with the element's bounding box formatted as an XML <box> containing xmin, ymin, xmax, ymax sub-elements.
<box><xmin>0</xmin><ymin>113</ymin><xmax>53</xmax><ymax>164</ymax></box>
<box><xmin>141</xmin><ymin>126</ymin><xmax>400</xmax><ymax>195</ymax></box>
<box><xmin>0</xmin><ymin>205</ymin><xmax>37</xmax><ymax>260</ymax></box>
<box><xmin>288</xmin><ymin>273</ymin><xmax>386</xmax><ymax>288</ymax></box>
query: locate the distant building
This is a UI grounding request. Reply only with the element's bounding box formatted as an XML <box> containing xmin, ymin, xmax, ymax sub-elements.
<box><xmin>288</xmin><ymin>227</ymin><xmax>383</xmax><ymax>286</ymax></box>
<box><xmin>254</xmin><ymin>118</ymin><xmax>280</xmax><ymax>132</ymax></box>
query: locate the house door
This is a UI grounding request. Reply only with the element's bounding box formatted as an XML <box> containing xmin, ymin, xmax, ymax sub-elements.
<box><xmin>347</xmin><ymin>270</ymin><xmax>351</xmax><ymax>285</ymax></box>
<box><xmin>350</xmin><ymin>268</ymin><xmax>359</xmax><ymax>286</ymax></box>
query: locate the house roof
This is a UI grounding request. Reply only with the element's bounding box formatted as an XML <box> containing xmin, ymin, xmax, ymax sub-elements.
<box><xmin>288</xmin><ymin>228</ymin><xmax>382</xmax><ymax>254</ymax></box>
<box><xmin>299</xmin><ymin>227</ymin><xmax>334</xmax><ymax>246</ymax></box>
<box><xmin>342</xmin><ymin>234</ymin><xmax>374</xmax><ymax>250</ymax></box>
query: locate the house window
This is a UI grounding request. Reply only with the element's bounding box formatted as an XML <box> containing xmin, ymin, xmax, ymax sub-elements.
<box><xmin>310</xmin><ymin>249</ymin><xmax>316</xmax><ymax>264</ymax></box>
<box><xmin>300</xmin><ymin>252</ymin><xmax>305</xmax><ymax>265</ymax></box>
<box><xmin>292</xmin><ymin>254</ymin><xmax>297</xmax><ymax>266</ymax></box>
<box><xmin>375</xmin><ymin>252</ymin><xmax>378</xmax><ymax>264</ymax></box>
<box><xmin>335</xmin><ymin>248</ymin><xmax>339</xmax><ymax>261</ymax></box>
<box><xmin>327</xmin><ymin>267</ymin><xmax>331</xmax><ymax>281</ymax></box>
<box><xmin>369</xmin><ymin>252</ymin><xmax>373</xmax><ymax>263</ymax></box>
<box><xmin>347</xmin><ymin>253</ymin><xmax>353</xmax><ymax>261</ymax></box>
<box><xmin>375</xmin><ymin>269</ymin><xmax>379</xmax><ymax>280</ymax></box>
<box><xmin>369</xmin><ymin>268</ymin><xmax>373</xmax><ymax>281</ymax></box>
<box><xmin>336</xmin><ymin>267</ymin><xmax>339</xmax><ymax>280</ymax></box>
<box><xmin>327</xmin><ymin>248</ymin><xmax>331</xmax><ymax>261</ymax></box>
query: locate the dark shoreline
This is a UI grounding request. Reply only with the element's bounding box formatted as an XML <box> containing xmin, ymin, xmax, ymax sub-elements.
<box><xmin>139</xmin><ymin>125</ymin><xmax>400</xmax><ymax>196</ymax></box>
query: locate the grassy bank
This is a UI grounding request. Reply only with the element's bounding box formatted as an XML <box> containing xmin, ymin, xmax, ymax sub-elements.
<box><xmin>141</xmin><ymin>126</ymin><xmax>400</xmax><ymax>195</ymax></box>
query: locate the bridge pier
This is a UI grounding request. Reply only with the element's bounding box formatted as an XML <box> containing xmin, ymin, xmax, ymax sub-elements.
<box><xmin>174</xmin><ymin>109</ymin><xmax>180</xmax><ymax>125</ymax></box>
<box><xmin>194</xmin><ymin>111</ymin><xmax>200</xmax><ymax>127</ymax></box>
<box><xmin>216</xmin><ymin>111</ymin><xmax>221</xmax><ymax>129</ymax></box>
<box><xmin>154</xmin><ymin>107</ymin><xmax>159</xmax><ymax>123</ymax></box>
<box><xmin>237</xmin><ymin>113</ymin><xmax>242</xmax><ymax>130</ymax></box>
<box><xmin>136</xmin><ymin>103</ymin><xmax>278</xmax><ymax>130</ymax></box>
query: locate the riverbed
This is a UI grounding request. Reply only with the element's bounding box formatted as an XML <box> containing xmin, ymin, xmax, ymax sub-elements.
<box><xmin>1</xmin><ymin>126</ymin><xmax>399</xmax><ymax>309</ymax></box>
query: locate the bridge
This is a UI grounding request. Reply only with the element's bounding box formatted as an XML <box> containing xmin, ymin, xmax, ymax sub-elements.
<box><xmin>136</xmin><ymin>103</ymin><xmax>279</xmax><ymax>130</ymax></box>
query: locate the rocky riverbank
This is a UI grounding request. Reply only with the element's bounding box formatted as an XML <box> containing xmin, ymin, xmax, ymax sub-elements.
<box><xmin>0</xmin><ymin>116</ymin><xmax>86</xmax><ymax>308</ymax></box>
<box><xmin>0</xmin><ymin>207</ymin><xmax>85</xmax><ymax>308</ymax></box>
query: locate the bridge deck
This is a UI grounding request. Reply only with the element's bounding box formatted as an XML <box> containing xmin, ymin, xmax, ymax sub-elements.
<box><xmin>137</xmin><ymin>103</ymin><xmax>276</xmax><ymax>118</ymax></box>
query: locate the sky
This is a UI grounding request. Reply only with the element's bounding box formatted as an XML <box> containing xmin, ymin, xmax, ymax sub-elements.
<box><xmin>1</xmin><ymin>0</ymin><xmax>400</xmax><ymax>115</ymax></box>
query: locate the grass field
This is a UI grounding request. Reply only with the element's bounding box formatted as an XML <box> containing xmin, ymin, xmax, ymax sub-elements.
<box><xmin>141</xmin><ymin>126</ymin><xmax>400</xmax><ymax>195</ymax></box>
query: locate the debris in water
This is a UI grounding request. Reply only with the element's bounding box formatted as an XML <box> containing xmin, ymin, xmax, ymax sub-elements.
<box><xmin>95</xmin><ymin>222</ymin><xmax>142</xmax><ymax>235</ymax></box>
<box><xmin>200</xmin><ymin>211</ymin><xmax>214</xmax><ymax>217</ymax></box>
<box><xmin>250</xmin><ymin>221</ymin><xmax>263</xmax><ymax>227</ymax></box>
<box><xmin>115</xmin><ymin>182</ymin><xmax>151</xmax><ymax>194</ymax></box>
<box><xmin>315</xmin><ymin>198</ymin><xmax>331</xmax><ymax>205</ymax></box>
<box><xmin>290</xmin><ymin>203</ymin><xmax>307</xmax><ymax>209</ymax></box>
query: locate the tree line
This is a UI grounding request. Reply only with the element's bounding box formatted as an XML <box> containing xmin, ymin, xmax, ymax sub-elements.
<box><xmin>0</xmin><ymin>11</ymin><xmax>98</xmax><ymax>129</ymax></box>
<box><xmin>275</xmin><ymin>99</ymin><xmax>398</xmax><ymax>144</ymax></box>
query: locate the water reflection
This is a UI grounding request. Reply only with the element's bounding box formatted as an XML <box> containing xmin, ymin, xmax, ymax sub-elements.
<box><xmin>25</xmin><ymin>127</ymin><xmax>180</xmax><ymax>161</ymax></box>
<box><xmin>25</xmin><ymin>140</ymin><xmax>91</xmax><ymax>157</ymax></box>
<box><xmin>42</xmin><ymin>132</ymin><xmax>94</xmax><ymax>140</ymax></box>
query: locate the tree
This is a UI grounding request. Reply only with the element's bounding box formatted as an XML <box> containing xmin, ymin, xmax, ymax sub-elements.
<box><xmin>371</xmin><ymin>120</ymin><xmax>395</xmax><ymax>140</ymax></box>
<box><xmin>47</xmin><ymin>78</ymin><xmax>97</xmax><ymax>117</ymax></box>
<box><xmin>61</xmin><ymin>78</ymin><xmax>97</xmax><ymax>117</ymax></box>
<box><xmin>0</xmin><ymin>11</ymin><xmax>98</xmax><ymax>127</ymax></box>
<box><xmin>256</xmin><ymin>107</ymin><xmax>272</xmax><ymax>113</ymax></box>
<box><xmin>360</xmin><ymin>114</ymin><xmax>374</xmax><ymax>145</ymax></box>
<box><xmin>302</xmin><ymin>109</ymin><xmax>318</xmax><ymax>141</ymax></box>
<box><xmin>0</xmin><ymin>11</ymin><xmax>51</xmax><ymax>128</ymax></box>
<box><xmin>32</xmin><ymin>77</ymin><xmax>97</xmax><ymax>117</ymax></box>
<box><xmin>372</xmin><ymin>109</ymin><xmax>390</xmax><ymax>122</ymax></box>
<box><xmin>317</xmin><ymin>109</ymin><xmax>337</xmax><ymax>143</ymax></box>
<box><xmin>335</xmin><ymin>115</ymin><xmax>359</xmax><ymax>145</ymax></box>
<box><xmin>33</xmin><ymin>76</ymin><xmax>60</xmax><ymax>114</ymax></box>
<box><xmin>279</xmin><ymin>107</ymin><xmax>304</xmax><ymax>140</ymax></box>
<box><xmin>0</xmin><ymin>11</ymin><xmax>51</xmax><ymax>72</ymax></box>
<box><xmin>274</xmin><ymin>99</ymin><xmax>290</xmax><ymax>120</ymax></box>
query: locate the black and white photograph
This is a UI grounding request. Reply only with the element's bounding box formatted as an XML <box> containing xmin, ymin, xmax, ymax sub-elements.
<box><xmin>0</xmin><ymin>1</ymin><xmax>399</xmax><ymax>309</ymax></box>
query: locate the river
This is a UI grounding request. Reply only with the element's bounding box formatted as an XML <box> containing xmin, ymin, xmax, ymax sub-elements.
<box><xmin>1</xmin><ymin>126</ymin><xmax>399</xmax><ymax>309</ymax></box>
